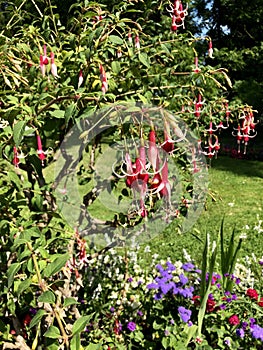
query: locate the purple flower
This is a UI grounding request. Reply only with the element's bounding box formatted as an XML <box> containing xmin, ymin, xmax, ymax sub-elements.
<box><xmin>179</xmin><ymin>273</ymin><xmax>188</xmax><ymax>285</ymax></box>
<box><xmin>251</xmin><ymin>324</ymin><xmax>263</xmax><ymax>341</ymax></box>
<box><xmin>178</xmin><ymin>306</ymin><xmax>192</xmax><ymax>323</ymax></box>
<box><xmin>166</xmin><ymin>261</ymin><xmax>176</xmax><ymax>271</ymax></box>
<box><xmin>127</xmin><ymin>321</ymin><xmax>136</xmax><ymax>332</ymax></box>
<box><xmin>110</xmin><ymin>307</ymin><xmax>115</xmax><ymax>313</ymax></box>
<box><xmin>137</xmin><ymin>310</ymin><xmax>143</xmax><ymax>317</ymax></box>
<box><xmin>170</xmin><ymin>319</ymin><xmax>175</xmax><ymax>325</ymax></box>
<box><xmin>242</xmin><ymin>322</ymin><xmax>248</xmax><ymax>330</ymax></box>
<box><xmin>182</xmin><ymin>262</ymin><xmax>195</xmax><ymax>271</ymax></box>
<box><xmin>236</xmin><ymin>328</ymin><xmax>245</xmax><ymax>338</ymax></box>
<box><xmin>127</xmin><ymin>277</ymin><xmax>133</xmax><ymax>282</ymax></box>
<box><xmin>164</xmin><ymin>329</ymin><xmax>169</xmax><ymax>336</ymax></box>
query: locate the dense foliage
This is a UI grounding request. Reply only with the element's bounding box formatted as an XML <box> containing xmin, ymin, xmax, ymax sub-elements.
<box><xmin>0</xmin><ymin>0</ymin><xmax>260</xmax><ymax>349</ymax></box>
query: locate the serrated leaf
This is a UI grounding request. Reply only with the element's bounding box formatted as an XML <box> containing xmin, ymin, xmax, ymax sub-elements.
<box><xmin>63</xmin><ymin>297</ymin><xmax>79</xmax><ymax>308</ymax></box>
<box><xmin>138</xmin><ymin>52</ymin><xmax>150</xmax><ymax>68</ymax></box>
<box><xmin>29</xmin><ymin>309</ymin><xmax>47</xmax><ymax>328</ymax></box>
<box><xmin>44</xmin><ymin>253</ymin><xmax>70</xmax><ymax>278</ymax></box>
<box><xmin>44</xmin><ymin>325</ymin><xmax>61</xmax><ymax>339</ymax></box>
<box><xmin>13</xmin><ymin>120</ymin><xmax>26</xmax><ymax>146</ymax></box>
<box><xmin>7</xmin><ymin>262</ymin><xmax>21</xmax><ymax>288</ymax></box>
<box><xmin>109</xmin><ymin>35</ymin><xmax>123</xmax><ymax>45</ymax></box>
<box><xmin>72</xmin><ymin>314</ymin><xmax>94</xmax><ymax>335</ymax></box>
<box><xmin>38</xmin><ymin>290</ymin><xmax>56</xmax><ymax>304</ymax></box>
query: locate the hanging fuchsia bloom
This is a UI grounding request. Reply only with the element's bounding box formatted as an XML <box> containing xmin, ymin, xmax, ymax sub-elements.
<box><xmin>78</xmin><ymin>70</ymin><xmax>84</xmax><ymax>89</ymax></box>
<box><xmin>39</xmin><ymin>55</ymin><xmax>46</xmax><ymax>77</ymax></box>
<box><xmin>36</xmin><ymin>132</ymin><xmax>46</xmax><ymax>164</ymax></box>
<box><xmin>100</xmin><ymin>64</ymin><xmax>108</xmax><ymax>94</ymax></box>
<box><xmin>203</xmin><ymin>146</ymin><xmax>215</xmax><ymax>159</ymax></box>
<box><xmin>193</xmin><ymin>56</ymin><xmax>201</xmax><ymax>73</ymax></box>
<box><xmin>148</xmin><ymin>130</ymin><xmax>158</xmax><ymax>171</ymax></box>
<box><xmin>162</xmin><ymin>130</ymin><xmax>175</xmax><ymax>153</ymax></box>
<box><xmin>135</xmin><ymin>35</ymin><xmax>140</xmax><ymax>50</ymax></box>
<box><xmin>171</xmin><ymin>15</ymin><xmax>177</xmax><ymax>31</ymax></box>
<box><xmin>13</xmin><ymin>146</ymin><xmax>20</xmax><ymax>167</ymax></box>
<box><xmin>167</xmin><ymin>0</ymin><xmax>188</xmax><ymax>30</ymax></box>
<box><xmin>50</xmin><ymin>52</ymin><xmax>58</xmax><ymax>78</ymax></box>
<box><xmin>206</xmin><ymin>121</ymin><xmax>218</xmax><ymax>135</ymax></box>
<box><xmin>42</xmin><ymin>45</ymin><xmax>49</xmax><ymax>65</ymax></box>
<box><xmin>128</xmin><ymin>32</ymin><xmax>133</xmax><ymax>44</ymax></box>
<box><xmin>208</xmin><ymin>40</ymin><xmax>214</xmax><ymax>58</ymax></box>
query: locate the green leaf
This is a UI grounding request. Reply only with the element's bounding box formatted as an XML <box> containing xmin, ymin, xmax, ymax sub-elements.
<box><xmin>138</xmin><ymin>52</ymin><xmax>150</xmax><ymax>68</ymax></box>
<box><xmin>111</xmin><ymin>61</ymin><xmax>121</xmax><ymax>74</ymax></box>
<box><xmin>70</xmin><ymin>334</ymin><xmax>80</xmax><ymax>350</ymax></box>
<box><xmin>49</xmin><ymin>110</ymin><xmax>65</xmax><ymax>119</ymax></box>
<box><xmin>44</xmin><ymin>253</ymin><xmax>70</xmax><ymax>278</ymax></box>
<box><xmin>44</xmin><ymin>325</ymin><xmax>61</xmax><ymax>339</ymax></box>
<box><xmin>13</xmin><ymin>120</ymin><xmax>26</xmax><ymax>146</ymax></box>
<box><xmin>16</xmin><ymin>278</ymin><xmax>32</xmax><ymax>295</ymax></box>
<box><xmin>63</xmin><ymin>297</ymin><xmax>79</xmax><ymax>308</ymax></box>
<box><xmin>7</xmin><ymin>262</ymin><xmax>21</xmax><ymax>288</ymax></box>
<box><xmin>72</xmin><ymin>314</ymin><xmax>94</xmax><ymax>335</ymax></box>
<box><xmin>109</xmin><ymin>35</ymin><xmax>123</xmax><ymax>45</ymax></box>
<box><xmin>38</xmin><ymin>290</ymin><xmax>56</xmax><ymax>304</ymax></box>
<box><xmin>29</xmin><ymin>309</ymin><xmax>47</xmax><ymax>328</ymax></box>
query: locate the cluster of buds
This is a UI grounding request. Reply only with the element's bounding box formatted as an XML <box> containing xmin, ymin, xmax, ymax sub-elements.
<box><xmin>39</xmin><ymin>44</ymin><xmax>58</xmax><ymax>78</ymax></box>
<box><xmin>100</xmin><ymin>64</ymin><xmax>108</xmax><ymax>94</ymax></box>
<box><xmin>232</xmin><ymin>107</ymin><xmax>257</xmax><ymax>154</ymax></box>
<box><xmin>167</xmin><ymin>0</ymin><xmax>188</xmax><ymax>31</ymax></box>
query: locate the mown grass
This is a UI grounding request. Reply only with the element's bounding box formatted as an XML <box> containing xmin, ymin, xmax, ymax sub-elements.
<box><xmin>147</xmin><ymin>155</ymin><xmax>263</xmax><ymax>263</ymax></box>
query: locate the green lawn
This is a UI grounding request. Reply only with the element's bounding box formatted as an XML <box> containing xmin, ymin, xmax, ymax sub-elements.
<box><xmin>147</xmin><ymin>155</ymin><xmax>263</xmax><ymax>263</ymax></box>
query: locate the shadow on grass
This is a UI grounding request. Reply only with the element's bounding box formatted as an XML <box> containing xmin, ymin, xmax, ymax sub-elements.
<box><xmin>210</xmin><ymin>156</ymin><xmax>263</xmax><ymax>179</ymax></box>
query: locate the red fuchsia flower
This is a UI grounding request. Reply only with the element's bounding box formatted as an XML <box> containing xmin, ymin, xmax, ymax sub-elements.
<box><xmin>161</xmin><ymin>129</ymin><xmax>175</xmax><ymax>153</ymax></box>
<box><xmin>128</xmin><ymin>32</ymin><xmax>133</xmax><ymax>44</ymax></box>
<box><xmin>99</xmin><ymin>64</ymin><xmax>108</xmax><ymax>94</ymax></box>
<box><xmin>13</xmin><ymin>146</ymin><xmax>20</xmax><ymax>167</ymax></box>
<box><xmin>208</xmin><ymin>135</ymin><xmax>220</xmax><ymax>157</ymax></box>
<box><xmin>203</xmin><ymin>145</ymin><xmax>215</xmax><ymax>159</ymax></box>
<box><xmin>246</xmin><ymin>288</ymin><xmax>259</xmax><ymax>300</ymax></box>
<box><xmin>232</xmin><ymin>125</ymin><xmax>243</xmax><ymax>153</ymax></box>
<box><xmin>225</xmin><ymin>103</ymin><xmax>230</xmax><ymax>119</ymax></box>
<box><xmin>171</xmin><ymin>15</ymin><xmax>178</xmax><ymax>31</ymax></box>
<box><xmin>208</xmin><ymin>40</ymin><xmax>214</xmax><ymax>58</ymax></box>
<box><xmin>148</xmin><ymin>129</ymin><xmax>158</xmax><ymax>171</ymax></box>
<box><xmin>42</xmin><ymin>45</ymin><xmax>49</xmax><ymax>65</ymax></box>
<box><xmin>135</xmin><ymin>34</ymin><xmax>140</xmax><ymax>50</ymax></box>
<box><xmin>206</xmin><ymin>121</ymin><xmax>218</xmax><ymax>135</ymax></box>
<box><xmin>193</xmin><ymin>56</ymin><xmax>201</xmax><ymax>73</ymax></box>
<box><xmin>194</xmin><ymin>94</ymin><xmax>204</xmax><ymax>118</ymax></box>
<box><xmin>217</xmin><ymin>120</ymin><xmax>228</xmax><ymax>130</ymax></box>
<box><xmin>78</xmin><ymin>70</ymin><xmax>84</xmax><ymax>89</ymax></box>
<box><xmin>50</xmin><ymin>52</ymin><xmax>58</xmax><ymax>78</ymax></box>
<box><xmin>167</xmin><ymin>0</ymin><xmax>188</xmax><ymax>30</ymax></box>
<box><xmin>228</xmin><ymin>315</ymin><xmax>240</xmax><ymax>326</ymax></box>
<box><xmin>39</xmin><ymin>55</ymin><xmax>46</xmax><ymax>77</ymax></box>
<box><xmin>36</xmin><ymin>131</ymin><xmax>46</xmax><ymax>164</ymax></box>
